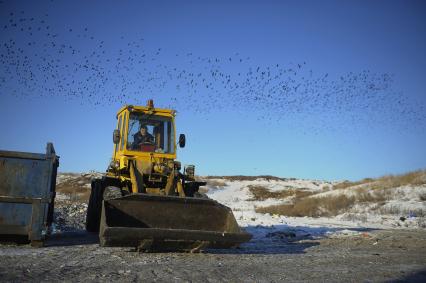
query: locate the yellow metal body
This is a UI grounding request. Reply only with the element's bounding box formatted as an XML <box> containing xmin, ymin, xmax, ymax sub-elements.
<box><xmin>106</xmin><ymin>104</ymin><xmax>179</xmax><ymax>194</ymax></box>
<box><xmin>86</xmin><ymin>102</ymin><xmax>253</xmax><ymax>251</ymax></box>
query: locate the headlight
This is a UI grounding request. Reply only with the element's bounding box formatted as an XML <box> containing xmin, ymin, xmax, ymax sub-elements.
<box><xmin>109</xmin><ymin>160</ymin><xmax>119</xmax><ymax>170</ymax></box>
<box><xmin>185</xmin><ymin>165</ymin><xmax>195</xmax><ymax>180</ymax></box>
<box><xmin>174</xmin><ymin>161</ymin><xmax>181</xmax><ymax>171</ymax></box>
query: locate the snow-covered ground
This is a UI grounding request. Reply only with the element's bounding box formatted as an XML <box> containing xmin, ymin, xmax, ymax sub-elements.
<box><xmin>54</xmin><ymin>172</ymin><xmax>426</xmax><ymax>248</ymax></box>
<box><xmin>203</xmin><ymin>177</ymin><xmax>426</xmax><ymax>247</ymax></box>
<box><xmin>56</xmin><ymin>171</ymin><xmax>103</xmax><ymax>189</ymax></box>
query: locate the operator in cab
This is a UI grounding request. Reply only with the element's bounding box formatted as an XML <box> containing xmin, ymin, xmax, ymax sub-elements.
<box><xmin>132</xmin><ymin>124</ymin><xmax>154</xmax><ymax>150</ymax></box>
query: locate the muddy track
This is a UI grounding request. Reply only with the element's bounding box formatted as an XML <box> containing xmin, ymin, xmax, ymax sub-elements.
<box><xmin>1</xmin><ymin>229</ymin><xmax>425</xmax><ymax>282</ymax></box>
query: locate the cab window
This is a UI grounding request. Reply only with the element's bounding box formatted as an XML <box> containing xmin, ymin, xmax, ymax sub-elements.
<box><xmin>127</xmin><ymin>113</ymin><xmax>175</xmax><ymax>154</ymax></box>
<box><xmin>116</xmin><ymin>115</ymin><xmax>123</xmax><ymax>152</ymax></box>
<box><xmin>120</xmin><ymin>112</ymin><xmax>127</xmax><ymax>151</ymax></box>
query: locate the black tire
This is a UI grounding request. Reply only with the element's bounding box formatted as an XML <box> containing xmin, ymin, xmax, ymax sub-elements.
<box><xmin>86</xmin><ymin>179</ymin><xmax>104</xmax><ymax>233</ymax></box>
<box><xmin>103</xmin><ymin>186</ymin><xmax>123</xmax><ymax>200</ymax></box>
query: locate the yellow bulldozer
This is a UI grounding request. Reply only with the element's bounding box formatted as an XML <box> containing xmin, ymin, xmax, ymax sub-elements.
<box><xmin>86</xmin><ymin>100</ymin><xmax>251</xmax><ymax>252</ymax></box>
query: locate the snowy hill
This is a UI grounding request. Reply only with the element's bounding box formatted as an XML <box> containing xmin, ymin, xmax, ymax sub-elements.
<box><xmin>55</xmin><ymin>171</ymin><xmax>426</xmax><ymax>242</ymax></box>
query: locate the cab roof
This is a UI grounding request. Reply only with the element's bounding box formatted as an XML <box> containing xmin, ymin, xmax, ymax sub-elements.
<box><xmin>116</xmin><ymin>104</ymin><xmax>176</xmax><ymax>117</ymax></box>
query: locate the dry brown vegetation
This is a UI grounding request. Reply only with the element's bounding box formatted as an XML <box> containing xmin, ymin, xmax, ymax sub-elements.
<box><xmin>203</xmin><ymin>175</ymin><xmax>296</xmax><ymax>182</ymax></box>
<box><xmin>333</xmin><ymin>170</ymin><xmax>426</xmax><ymax>190</ymax></box>
<box><xmin>56</xmin><ymin>184</ymin><xmax>91</xmax><ymax>201</ymax></box>
<box><xmin>203</xmin><ymin>179</ymin><xmax>227</xmax><ymax>189</ymax></box>
<box><xmin>56</xmin><ymin>174</ymin><xmax>93</xmax><ymax>202</ymax></box>
<box><xmin>255</xmin><ymin>186</ymin><xmax>410</xmax><ymax>217</ymax></box>
<box><xmin>256</xmin><ymin>195</ymin><xmax>356</xmax><ymax>217</ymax></box>
<box><xmin>248</xmin><ymin>185</ymin><xmax>313</xmax><ymax>201</ymax></box>
<box><xmin>332</xmin><ymin>179</ymin><xmax>374</xmax><ymax>190</ymax></box>
<box><xmin>253</xmin><ymin>171</ymin><xmax>426</xmax><ymax>217</ymax></box>
<box><xmin>253</xmin><ymin>170</ymin><xmax>426</xmax><ymax>218</ymax></box>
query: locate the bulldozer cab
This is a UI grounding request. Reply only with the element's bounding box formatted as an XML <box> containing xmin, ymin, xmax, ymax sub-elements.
<box><xmin>113</xmin><ymin>103</ymin><xmax>178</xmax><ymax>161</ymax></box>
<box><xmin>127</xmin><ymin>115</ymin><xmax>175</xmax><ymax>154</ymax></box>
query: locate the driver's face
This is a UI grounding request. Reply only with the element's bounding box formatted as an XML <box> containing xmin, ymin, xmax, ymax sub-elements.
<box><xmin>140</xmin><ymin>127</ymin><xmax>147</xmax><ymax>135</ymax></box>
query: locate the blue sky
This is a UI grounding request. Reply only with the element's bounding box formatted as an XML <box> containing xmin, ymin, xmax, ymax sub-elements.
<box><xmin>0</xmin><ymin>0</ymin><xmax>425</xmax><ymax>180</ymax></box>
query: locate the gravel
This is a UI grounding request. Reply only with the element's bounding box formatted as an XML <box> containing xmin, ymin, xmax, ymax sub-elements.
<box><xmin>53</xmin><ymin>199</ymin><xmax>88</xmax><ymax>232</ymax></box>
<box><xmin>1</xmin><ymin>173</ymin><xmax>425</xmax><ymax>281</ymax></box>
<box><xmin>1</xmin><ymin>230</ymin><xmax>426</xmax><ymax>282</ymax></box>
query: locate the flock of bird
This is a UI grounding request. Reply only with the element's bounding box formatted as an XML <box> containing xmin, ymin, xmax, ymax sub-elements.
<box><xmin>1</xmin><ymin>7</ymin><xmax>424</xmax><ymax>133</ymax></box>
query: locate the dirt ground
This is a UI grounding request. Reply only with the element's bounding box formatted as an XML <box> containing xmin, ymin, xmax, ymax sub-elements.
<box><xmin>1</xmin><ymin>229</ymin><xmax>425</xmax><ymax>282</ymax></box>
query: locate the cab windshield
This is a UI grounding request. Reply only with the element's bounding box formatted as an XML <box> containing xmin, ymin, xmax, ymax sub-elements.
<box><xmin>127</xmin><ymin>113</ymin><xmax>175</xmax><ymax>154</ymax></box>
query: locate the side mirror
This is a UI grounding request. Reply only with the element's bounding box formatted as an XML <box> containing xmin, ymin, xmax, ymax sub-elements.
<box><xmin>113</xmin><ymin>129</ymin><xmax>120</xmax><ymax>144</ymax></box>
<box><xmin>178</xmin><ymin>134</ymin><xmax>186</xmax><ymax>148</ymax></box>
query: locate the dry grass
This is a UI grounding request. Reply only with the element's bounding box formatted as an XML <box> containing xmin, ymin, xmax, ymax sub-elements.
<box><xmin>255</xmin><ymin>186</ymin><xmax>398</xmax><ymax>217</ymax></box>
<box><xmin>55</xmin><ymin>173</ymin><xmax>97</xmax><ymax>202</ymax></box>
<box><xmin>248</xmin><ymin>185</ymin><xmax>292</xmax><ymax>201</ymax></box>
<box><xmin>322</xmin><ymin>185</ymin><xmax>331</xmax><ymax>192</ymax></box>
<box><xmin>375</xmin><ymin>170</ymin><xmax>426</xmax><ymax>188</ymax></box>
<box><xmin>248</xmin><ymin>185</ymin><xmax>313</xmax><ymax>201</ymax></box>
<box><xmin>56</xmin><ymin>184</ymin><xmax>91</xmax><ymax>202</ymax></box>
<box><xmin>256</xmin><ymin>195</ymin><xmax>356</xmax><ymax>217</ymax></box>
<box><xmin>333</xmin><ymin>178</ymin><xmax>374</xmax><ymax>190</ymax></box>
<box><xmin>204</xmin><ymin>179</ymin><xmax>227</xmax><ymax>189</ymax></box>
<box><xmin>355</xmin><ymin>189</ymin><xmax>391</xmax><ymax>203</ymax></box>
<box><xmin>204</xmin><ymin>175</ymin><xmax>295</xmax><ymax>182</ymax></box>
<box><xmin>333</xmin><ymin>170</ymin><xmax>426</xmax><ymax>190</ymax></box>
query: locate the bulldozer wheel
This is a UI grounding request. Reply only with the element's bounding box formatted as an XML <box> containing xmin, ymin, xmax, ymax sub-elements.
<box><xmin>86</xmin><ymin>179</ymin><xmax>103</xmax><ymax>233</ymax></box>
<box><xmin>103</xmin><ymin>186</ymin><xmax>123</xmax><ymax>200</ymax></box>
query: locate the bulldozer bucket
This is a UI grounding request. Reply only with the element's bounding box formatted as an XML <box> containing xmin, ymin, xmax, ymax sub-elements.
<box><xmin>99</xmin><ymin>194</ymin><xmax>252</xmax><ymax>251</ymax></box>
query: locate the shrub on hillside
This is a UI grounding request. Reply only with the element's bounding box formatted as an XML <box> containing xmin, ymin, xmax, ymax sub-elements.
<box><xmin>248</xmin><ymin>185</ymin><xmax>313</xmax><ymax>201</ymax></box>
<box><xmin>255</xmin><ymin>195</ymin><xmax>356</xmax><ymax>217</ymax></box>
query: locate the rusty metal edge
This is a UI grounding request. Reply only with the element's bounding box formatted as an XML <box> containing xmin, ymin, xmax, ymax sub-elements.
<box><xmin>0</xmin><ymin>150</ymin><xmax>47</xmax><ymax>160</ymax></box>
<box><xmin>100</xmin><ymin>227</ymin><xmax>252</xmax><ymax>248</ymax></box>
<box><xmin>0</xmin><ymin>196</ymin><xmax>53</xmax><ymax>204</ymax></box>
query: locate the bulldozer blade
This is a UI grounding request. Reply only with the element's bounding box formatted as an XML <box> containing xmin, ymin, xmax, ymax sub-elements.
<box><xmin>99</xmin><ymin>194</ymin><xmax>252</xmax><ymax>251</ymax></box>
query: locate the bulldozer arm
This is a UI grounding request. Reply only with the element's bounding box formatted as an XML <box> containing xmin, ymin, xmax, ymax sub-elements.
<box><xmin>99</xmin><ymin>194</ymin><xmax>252</xmax><ymax>251</ymax></box>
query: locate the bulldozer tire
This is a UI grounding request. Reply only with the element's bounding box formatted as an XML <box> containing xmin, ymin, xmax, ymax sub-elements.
<box><xmin>86</xmin><ymin>179</ymin><xmax>103</xmax><ymax>233</ymax></box>
<box><xmin>103</xmin><ymin>186</ymin><xmax>123</xmax><ymax>200</ymax></box>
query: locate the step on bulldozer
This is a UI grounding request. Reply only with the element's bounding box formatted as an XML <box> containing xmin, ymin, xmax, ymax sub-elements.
<box><xmin>86</xmin><ymin>100</ymin><xmax>251</xmax><ymax>252</ymax></box>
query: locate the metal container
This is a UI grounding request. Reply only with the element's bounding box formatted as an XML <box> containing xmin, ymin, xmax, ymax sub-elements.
<box><xmin>0</xmin><ymin>143</ymin><xmax>59</xmax><ymax>246</ymax></box>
